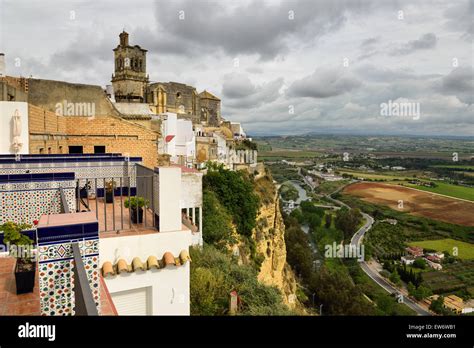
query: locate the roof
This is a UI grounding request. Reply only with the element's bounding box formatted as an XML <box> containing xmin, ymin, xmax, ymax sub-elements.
<box><xmin>199</xmin><ymin>90</ymin><xmax>220</xmax><ymax>101</ymax></box>
<box><xmin>102</xmin><ymin>249</ymin><xmax>191</xmax><ymax>278</ymax></box>
<box><xmin>113</xmin><ymin>102</ymin><xmax>154</xmax><ymax>120</ymax></box>
<box><xmin>171</xmin><ymin>164</ymin><xmax>200</xmax><ymax>173</ymax></box>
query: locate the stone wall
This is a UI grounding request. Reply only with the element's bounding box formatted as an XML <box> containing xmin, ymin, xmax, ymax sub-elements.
<box><xmin>27</xmin><ymin>78</ymin><xmax>121</xmax><ymax>117</ymax></box>
<box><xmin>64</xmin><ymin>115</ymin><xmax>158</xmax><ymax>168</ymax></box>
<box><xmin>28</xmin><ymin>104</ymin><xmax>68</xmax><ymax>154</ymax></box>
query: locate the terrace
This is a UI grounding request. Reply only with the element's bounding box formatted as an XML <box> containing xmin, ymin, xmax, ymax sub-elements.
<box><xmin>0</xmin><ymin>154</ymin><xmax>202</xmax><ymax>315</ymax></box>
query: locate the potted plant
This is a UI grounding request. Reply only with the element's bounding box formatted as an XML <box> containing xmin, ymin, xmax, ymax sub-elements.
<box><xmin>124</xmin><ymin>196</ymin><xmax>149</xmax><ymax>223</ymax></box>
<box><xmin>0</xmin><ymin>222</ymin><xmax>35</xmax><ymax>294</ymax></box>
<box><xmin>105</xmin><ymin>179</ymin><xmax>116</xmax><ymax>203</ymax></box>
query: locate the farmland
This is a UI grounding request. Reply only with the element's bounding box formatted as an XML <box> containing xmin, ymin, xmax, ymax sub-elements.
<box><xmin>401</xmin><ymin>181</ymin><xmax>474</xmax><ymax>202</ymax></box>
<box><xmin>343</xmin><ymin>182</ymin><xmax>474</xmax><ymax>226</ymax></box>
<box><xmin>408</xmin><ymin>239</ymin><xmax>474</xmax><ymax>260</ymax></box>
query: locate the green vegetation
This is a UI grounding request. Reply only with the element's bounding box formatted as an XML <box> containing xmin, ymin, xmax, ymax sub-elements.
<box><xmin>280</xmin><ymin>182</ymin><xmax>299</xmax><ymax>201</ymax></box>
<box><xmin>204</xmin><ymin>163</ymin><xmax>259</xmax><ymax>237</ymax></box>
<box><xmin>407</xmin><ymin>282</ymin><xmax>432</xmax><ymax>301</ymax></box>
<box><xmin>334</xmin><ymin>207</ymin><xmax>362</xmax><ymax>242</ymax></box>
<box><xmin>402</xmin><ymin>181</ymin><xmax>474</xmax><ymax>201</ymax></box>
<box><xmin>265</xmin><ymin>162</ymin><xmax>301</xmax><ymax>182</ymax></box>
<box><xmin>337</xmin><ymin>194</ymin><xmax>473</xmax><ymax>259</ymax></box>
<box><xmin>258</xmin><ymin>150</ymin><xmax>321</xmax><ymax>162</ymax></box>
<box><xmin>0</xmin><ymin>222</ymin><xmax>34</xmax><ymax>269</ymax></box>
<box><xmin>432</xmin><ymin>165</ymin><xmax>474</xmax><ymax>170</ymax></box>
<box><xmin>408</xmin><ymin>239</ymin><xmax>474</xmax><ymax>260</ymax></box>
<box><xmin>421</xmin><ymin>271</ymin><xmax>466</xmax><ymax>294</ymax></box>
<box><xmin>124</xmin><ymin>196</ymin><xmax>148</xmax><ymax>208</ymax></box>
<box><xmin>282</xmin><ymin>204</ymin><xmax>415</xmax><ymax>315</ymax></box>
<box><xmin>314</xmin><ymin>180</ymin><xmax>350</xmax><ymax>195</ymax></box>
<box><xmin>235</xmin><ymin>139</ymin><xmax>258</xmax><ymax>151</ymax></box>
<box><xmin>202</xmin><ymin>191</ymin><xmax>235</xmax><ymax>248</ymax></box>
<box><xmin>189</xmin><ymin>245</ymin><xmax>295</xmax><ymax>315</ymax></box>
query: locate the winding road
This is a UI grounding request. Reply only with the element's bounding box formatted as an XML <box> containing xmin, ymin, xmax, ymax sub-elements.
<box><xmin>293</xmin><ymin>170</ymin><xmax>432</xmax><ymax>315</ymax></box>
<box><xmin>329</xmin><ymin>189</ymin><xmax>432</xmax><ymax>316</ymax></box>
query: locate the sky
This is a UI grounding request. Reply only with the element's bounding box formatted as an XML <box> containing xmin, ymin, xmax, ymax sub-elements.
<box><xmin>0</xmin><ymin>0</ymin><xmax>473</xmax><ymax>136</ymax></box>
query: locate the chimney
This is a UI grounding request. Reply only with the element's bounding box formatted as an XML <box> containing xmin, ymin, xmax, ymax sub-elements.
<box><xmin>0</xmin><ymin>53</ymin><xmax>5</xmax><ymax>77</ymax></box>
<box><xmin>119</xmin><ymin>31</ymin><xmax>129</xmax><ymax>47</ymax></box>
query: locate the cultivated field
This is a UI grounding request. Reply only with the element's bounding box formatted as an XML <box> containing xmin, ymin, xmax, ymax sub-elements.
<box><xmin>408</xmin><ymin>239</ymin><xmax>474</xmax><ymax>260</ymax></box>
<box><xmin>402</xmin><ymin>182</ymin><xmax>474</xmax><ymax>202</ymax></box>
<box><xmin>344</xmin><ymin>182</ymin><xmax>474</xmax><ymax>226</ymax></box>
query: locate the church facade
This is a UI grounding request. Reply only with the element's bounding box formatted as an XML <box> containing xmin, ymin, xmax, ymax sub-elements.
<box><xmin>111</xmin><ymin>31</ymin><xmax>221</xmax><ymax>127</ymax></box>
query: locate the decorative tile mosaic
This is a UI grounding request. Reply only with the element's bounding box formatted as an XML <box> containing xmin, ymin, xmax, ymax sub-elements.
<box><xmin>38</xmin><ymin>238</ymin><xmax>100</xmax><ymax>316</ymax></box>
<box><xmin>39</xmin><ymin>259</ymin><xmax>75</xmax><ymax>316</ymax></box>
<box><xmin>0</xmin><ymin>186</ymin><xmax>76</xmax><ymax>225</ymax></box>
<box><xmin>0</xmin><ymin>165</ymin><xmax>137</xmax><ymax>188</ymax></box>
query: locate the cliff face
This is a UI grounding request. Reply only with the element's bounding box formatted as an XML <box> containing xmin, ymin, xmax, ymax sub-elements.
<box><xmin>252</xmin><ymin>174</ymin><xmax>298</xmax><ymax>308</ymax></box>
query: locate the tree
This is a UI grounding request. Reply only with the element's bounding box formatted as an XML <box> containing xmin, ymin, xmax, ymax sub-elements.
<box><xmin>413</xmin><ymin>258</ymin><xmax>426</xmax><ymax>269</ymax></box>
<box><xmin>204</xmin><ymin>164</ymin><xmax>259</xmax><ymax>236</ymax></box>
<box><xmin>324</xmin><ymin>214</ymin><xmax>332</xmax><ymax>229</ymax></box>
<box><xmin>290</xmin><ymin>208</ymin><xmax>304</xmax><ymax>223</ymax></box>
<box><xmin>389</xmin><ymin>270</ymin><xmax>401</xmax><ymax>286</ymax></box>
<box><xmin>429</xmin><ymin>296</ymin><xmax>445</xmax><ymax>314</ymax></box>
<box><xmin>202</xmin><ymin>191</ymin><xmax>234</xmax><ymax>247</ymax></box>
<box><xmin>335</xmin><ymin>207</ymin><xmax>362</xmax><ymax>241</ymax></box>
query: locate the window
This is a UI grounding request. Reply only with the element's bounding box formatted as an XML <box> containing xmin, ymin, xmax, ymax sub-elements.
<box><xmin>68</xmin><ymin>146</ymin><xmax>83</xmax><ymax>154</ymax></box>
<box><xmin>94</xmin><ymin>145</ymin><xmax>106</xmax><ymax>154</ymax></box>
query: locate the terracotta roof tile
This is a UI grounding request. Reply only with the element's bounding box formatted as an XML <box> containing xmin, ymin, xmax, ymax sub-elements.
<box><xmin>116</xmin><ymin>259</ymin><xmax>129</xmax><ymax>274</ymax></box>
<box><xmin>162</xmin><ymin>252</ymin><xmax>176</xmax><ymax>267</ymax></box>
<box><xmin>102</xmin><ymin>250</ymin><xmax>190</xmax><ymax>278</ymax></box>
<box><xmin>102</xmin><ymin>261</ymin><xmax>115</xmax><ymax>277</ymax></box>
<box><xmin>132</xmin><ymin>257</ymin><xmax>145</xmax><ymax>271</ymax></box>
<box><xmin>147</xmin><ymin>256</ymin><xmax>159</xmax><ymax>269</ymax></box>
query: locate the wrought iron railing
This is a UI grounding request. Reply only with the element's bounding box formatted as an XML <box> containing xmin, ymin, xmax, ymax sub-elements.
<box><xmin>75</xmin><ymin>175</ymin><xmax>156</xmax><ymax>232</ymax></box>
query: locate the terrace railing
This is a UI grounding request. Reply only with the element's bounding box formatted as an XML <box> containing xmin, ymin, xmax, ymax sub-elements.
<box><xmin>75</xmin><ymin>174</ymin><xmax>156</xmax><ymax>233</ymax></box>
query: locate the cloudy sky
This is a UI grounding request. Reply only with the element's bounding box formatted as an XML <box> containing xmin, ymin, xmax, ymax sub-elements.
<box><xmin>0</xmin><ymin>0</ymin><xmax>473</xmax><ymax>136</ymax></box>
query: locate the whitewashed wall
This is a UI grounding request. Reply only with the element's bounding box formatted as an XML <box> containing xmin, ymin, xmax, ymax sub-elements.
<box><xmin>100</xmin><ymin>230</ymin><xmax>192</xmax><ymax>315</ymax></box>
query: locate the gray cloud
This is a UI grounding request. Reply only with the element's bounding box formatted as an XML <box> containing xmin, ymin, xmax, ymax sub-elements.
<box><xmin>287</xmin><ymin>68</ymin><xmax>361</xmax><ymax>98</ymax></box>
<box><xmin>439</xmin><ymin>66</ymin><xmax>474</xmax><ymax>104</ymax></box>
<box><xmin>443</xmin><ymin>0</ymin><xmax>473</xmax><ymax>40</ymax></box>
<box><xmin>361</xmin><ymin>36</ymin><xmax>380</xmax><ymax>47</ymax></box>
<box><xmin>391</xmin><ymin>33</ymin><xmax>438</xmax><ymax>56</ymax></box>
<box><xmin>222</xmin><ymin>73</ymin><xmax>283</xmax><ymax>108</ymax></box>
<box><xmin>148</xmin><ymin>0</ymin><xmax>382</xmax><ymax>60</ymax></box>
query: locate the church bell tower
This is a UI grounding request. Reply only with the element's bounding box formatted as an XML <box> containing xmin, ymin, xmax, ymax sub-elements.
<box><xmin>111</xmin><ymin>31</ymin><xmax>149</xmax><ymax>103</ymax></box>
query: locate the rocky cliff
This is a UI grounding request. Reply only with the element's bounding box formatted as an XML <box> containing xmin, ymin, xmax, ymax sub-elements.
<box><xmin>252</xmin><ymin>173</ymin><xmax>299</xmax><ymax>309</ymax></box>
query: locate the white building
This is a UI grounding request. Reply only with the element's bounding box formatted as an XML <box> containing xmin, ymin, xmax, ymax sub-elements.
<box><xmin>401</xmin><ymin>255</ymin><xmax>415</xmax><ymax>265</ymax></box>
<box><xmin>159</xmin><ymin>112</ymin><xmax>196</xmax><ymax>167</ymax></box>
<box><xmin>230</xmin><ymin>122</ymin><xmax>247</xmax><ymax>139</ymax></box>
<box><xmin>100</xmin><ymin>166</ymin><xmax>196</xmax><ymax>315</ymax></box>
